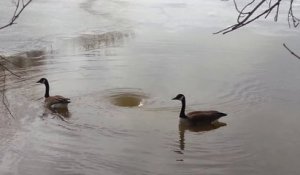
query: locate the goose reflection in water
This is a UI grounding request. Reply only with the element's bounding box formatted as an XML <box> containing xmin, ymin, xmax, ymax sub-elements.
<box><xmin>178</xmin><ymin>121</ymin><xmax>226</xmax><ymax>150</ymax></box>
<box><xmin>41</xmin><ymin>107</ymin><xmax>71</xmax><ymax>121</ymax></box>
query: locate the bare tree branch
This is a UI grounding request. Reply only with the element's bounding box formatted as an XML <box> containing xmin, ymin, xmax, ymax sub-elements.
<box><xmin>215</xmin><ymin>0</ymin><xmax>299</xmax><ymax>59</ymax></box>
<box><xmin>215</xmin><ymin>0</ymin><xmax>284</xmax><ymax>34</ymax></box>
<box><xmin>0</xmin><ymin>55</ymin><xmax>19</xmax><ymax>67</ymax></box>
<box><xmin>288</xmin><ymin>0</ymin><xmax>300</xmax><ymax>27</ymax></box>
<box><xmin>0</xmin><ymin>0</ymin><xmax>33</xmax><ymax>30</ymax></box>
<box><xmin>0</xmin><ymin>55</ymin><xmax>23</xmax><ymax>119</ymax></box>
<box><xmin>0</xmin><ymin>56</ymin><xmax>22</xmax><ymax>78</ymax></box>
<box><xmin>0</xmin><ymin>68</ymin><xmax>15</xmax><ymax>119</ymax></box>
<box><xmin>0</xmin><ymin>53</ymin><xmax>24</xmax><ymax>119</ymax></box>
<box><xmin>0</xmin><ymin>0</ymin><xmax>32</xmax><ymax>119</ymax></box>
<box><xmin>283</xmin><ymin>43</ymin><xmax>300</xmax><ymax>59</ymax></box>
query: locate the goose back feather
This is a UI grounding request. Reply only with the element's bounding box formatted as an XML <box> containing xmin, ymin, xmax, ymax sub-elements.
<box><xmin>187</xmin><ymin>111</ymin><xmax>227</xmax><ymax>122</ymax></box>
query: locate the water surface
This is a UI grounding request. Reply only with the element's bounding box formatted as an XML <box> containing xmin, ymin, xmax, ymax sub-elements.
<box><xmin>0</xmin><ymin>0</ymin><xmax>300</xmax><ymax>174</ymax></box>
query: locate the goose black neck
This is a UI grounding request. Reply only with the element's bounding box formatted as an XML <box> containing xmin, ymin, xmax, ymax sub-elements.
<box><xmin>180</xmin><ymin>97</ymin><xmax>187</xmax><ymax>118</ymax></box>
<box><xmin>44</xmin><ymin>80</ymin><xmax>50</xmax><ymax>98</ymax></box>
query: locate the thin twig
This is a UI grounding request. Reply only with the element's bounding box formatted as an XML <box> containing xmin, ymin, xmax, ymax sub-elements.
<box><xmin>0</xmin><ymin>55</ymin><xmax>20</xmax><ymax>67</ymax></box>
<box><xmin>1</xmin><ymin>70</ymin><xmax>15</xmax><ymax>119</ymax></box>
<box><xmin>2</xmin><ymin>96</ymin><xmax>15</xmax><ymax>119</ymax></box>
<box><xmin>0</xmin><ymin>0</ymin><xmax>33</xmax><ymax>30</ymax></box>
<box><xmin>0</xmin><ymin>63</ymin><xmax>21</xmax><ymax>78</ymax></box>
<box><xmin>283</xmin><ymin>43</ymin><xmax>300</xmax><ymax>59</ymax></box>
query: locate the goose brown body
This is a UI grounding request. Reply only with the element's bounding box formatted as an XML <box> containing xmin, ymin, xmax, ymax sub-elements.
<box><xmin>37</xmin><ymin>78</ymin><xmax>70</xmax><ymax>108</ymax></box>
<box><xmin>172</xmin><ymin>94</ymin><xmax>227</xmax><ymax>123</ymax></box>
<box><xmin>44</xmin><ymin>95</ymin><xmax>70</xmax><ymax>108</ymax></box>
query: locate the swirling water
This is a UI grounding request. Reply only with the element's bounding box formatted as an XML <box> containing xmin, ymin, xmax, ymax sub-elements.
<box><xmin>0</xmin><ymin>0</ymin><xmax>300</xmax><ymax>174</ymax></box>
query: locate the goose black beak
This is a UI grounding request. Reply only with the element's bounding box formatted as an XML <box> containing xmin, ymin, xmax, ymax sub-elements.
<box><xmin>172</xmin><ymin>97</ymin><xmax>177</xmax><ymax>100</ymax></box>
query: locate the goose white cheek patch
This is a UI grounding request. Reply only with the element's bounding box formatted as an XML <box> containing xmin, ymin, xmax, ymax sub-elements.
<box><xmin>179</xmin><ymin>96</ymin><xmax>184</xmax><ymax>101</ymax></box>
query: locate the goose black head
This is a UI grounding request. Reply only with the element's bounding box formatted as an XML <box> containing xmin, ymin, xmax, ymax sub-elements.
<box><xmin>172</xmin><ymin>94</ymin><xmax>185</xmax><ymax>101</ymax></box>
<box><xmin>37</xmin><ymin>78</ymin><xmax>47</xmax><ymax>84</ymax></box>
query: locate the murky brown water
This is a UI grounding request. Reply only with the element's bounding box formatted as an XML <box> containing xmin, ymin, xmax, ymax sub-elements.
<box><xmin>1</xmin><ymin>0</ymin><xmax>300</xmax><ymax>174</ymax></box>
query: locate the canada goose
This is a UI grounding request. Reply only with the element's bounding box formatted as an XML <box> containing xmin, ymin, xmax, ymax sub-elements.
<box><xmin>172</xmin><ymin>94</ymin><xmax>227</xmax><ymax>123</ymax></box>
<box><xmin>37</xmin><ymin>78</ymin><xmax>70</xmax><ymax>108</ymax></box>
